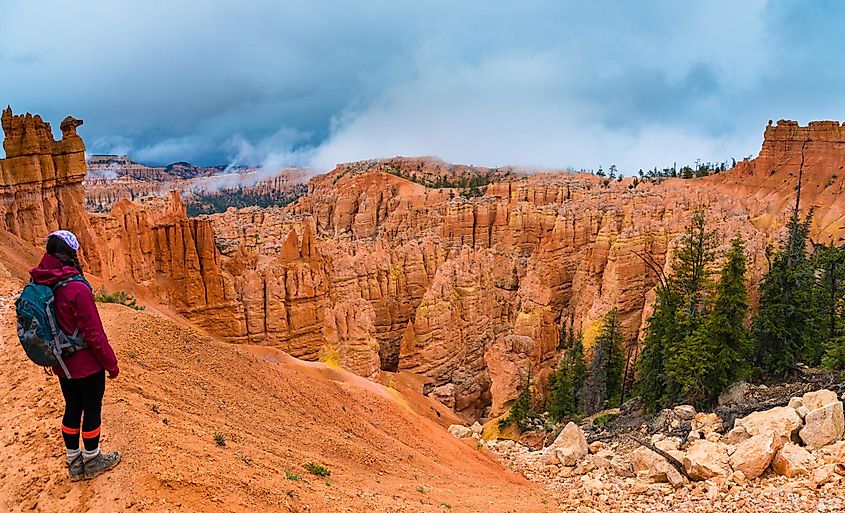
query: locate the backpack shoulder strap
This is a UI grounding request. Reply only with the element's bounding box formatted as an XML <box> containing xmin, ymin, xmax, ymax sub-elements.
<box><xmin>53</xmin><ymin>275</ymin><xmax>92</xmax><ymax>292</ymax></box>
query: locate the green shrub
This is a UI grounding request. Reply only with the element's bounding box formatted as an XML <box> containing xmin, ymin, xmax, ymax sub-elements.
<box><xmin>302</xmin><ymin>462</ymin><xmax>330</xmax><ymax>477</ymax></box>
<box><xmin>94</xmin><ymin>287</ymin><xmax>145</xmax><ymax>311</ymax></box>
<box><xmin>592</xmin><ymin>413</ymin><xmax>618</xmax><ymax>428</ymax></box>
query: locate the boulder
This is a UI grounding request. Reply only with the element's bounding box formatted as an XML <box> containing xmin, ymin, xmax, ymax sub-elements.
<box><xmin>704</xmin><ymin>431</ymin><xmax>723</xmax><ymax>443</ymax></box>
<box><xmin>610</xmin><ymin>457</ymin><xmax>635</xmax><ymax>478</ymax></box>
<box><xmin>798</xmin><ymin>390</ymin><xmax>844</xmax><ymax>449</ymax></box>
<box><xmin>665</xmin><ymin>467</ymin><xmax>685</xmax><ymax>488</ymax></box>
<box><xmin>596</xmin><ymin>448</ymin><xmax>616</xmax><ymax>460</ymax></box>
<box><xmin>723</xmin><ymin>425</ymin><xmax>751</xmax><ymax>446</ymax></box>
<box><xmin>470</xmin><ymin>421</ymin><xmax>483</xmax><ymax>435</ymax></box>
<box><xmin>630</xmin><ymin>446</ymin><xmax>664</xmax><ymax>473</ymax></box>
<box><xmin>812</xmin><ymin>464</ymin><xmax>840</xmax><ymax>487</ymax></box>
<box><xmin>788</xmin><ymin>396</ymin><xmax>806</xmax><ymax>419</ymax></box>
<box><xmin>802</xmin><ymin>389</ymin><xmax>839</xmax><ymax>411</ymax></box>
<box><xmin>729</xmin><ymin>431</ymin><xmax>783</xmax><ymax>480</ymax></box>
<box><xmin>573</xmin><ymin>457</ymin><xmax>597</xmax><ymax>476</ymax></box>
<box><xmin>772</xmin><ymin>443</ymin><xmax>815</xmax><ymax>477</ymax></box>
<box><xmin>673</xmin><ymin>405</ymin><xmax>697</xmax><ymax>421</ymax></box>
<box><xmin>718</xmin><ymin>382</ymin><xmax>753</xmax><ymax>407</ymax></box>
<box><xmin>653</xmin><ymin>437</ymin><xmax>681</xmax><ymax>452</ymax></box>
<box><xmin>548</xmin><ymin>422</ymin><xmax>588</xmax><ymax>466</ymax></box>
<box><xmin>588</xmin><ymin>441</ymin><xmax>606</xmax><ymax>454</ymax></box>
<box><xmin>590</xmin><ymin>454</ymin><xmax>612</xmax><ymax>469</ymax></box>
<box><xmin>818</xmin><ymin>440</ymin><xmax>845</xmax><ymax>465</ymax></box>
<box><xmin>682</xmin><ymin>439</ymin><xmax>730</xmax><ymax>481</ymax></box>
<box><xmin>630</xmin><ymin>447</ymin><xmax>684</xmax><ymax>486</ymax></box>
<box><xmin>447</xmin><ymin>424</ymin><xmax>473</xmax><ymax>439</ymax></box>
<box><xmin>734</xmin><ymin>406</ymin><xmax>802</xmax><ymax>440</ymax></box>
<box><xmin>690</xmin><ymin>412</ymin><xmax>722</xmax><ymax>435</ymax></box>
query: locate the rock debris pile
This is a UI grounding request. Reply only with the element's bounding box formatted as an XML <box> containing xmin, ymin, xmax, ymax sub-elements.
<box><xmin>450</xmin><ymin>388</ymin><xmax>845</xmax><ymax>511</ymax></box>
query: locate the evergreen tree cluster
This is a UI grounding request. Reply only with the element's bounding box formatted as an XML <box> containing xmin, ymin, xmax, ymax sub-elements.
<box><xmin>185</xmin><ymin>184</ymin><xmax>306</xmax><ymax>216</ymax></box>
<box><xmin>546</xmin><ymin>320</ymin><xmax>586</xmax><ymax>422</ymax></box>
<box><xmin>381</xmin><ymin>164</ymin><xmax>510</xmax><ymax>190</ymax></box>
<box><xmin>753</xmin><ymin>207</ymin><xmax>845</xmax><ymax>374</ymax></box>
<box><xmin>583</xmin><ymin>308</ymin><xmax>626</xmax><ymax>414</ymax></box>
<box><xmin>636</xmin><ymin>212</ymin><xmax>753</xmax><ymax>410</ymax></box>
<box><xmin>545</xmin><ymin>309</ymin><xmax>627</xmax><ymax>423</ymax></box>
<box><xmin>637</xmin><ymin>193</ymin><xmax>845</xmax><ymax>412</ymax></box>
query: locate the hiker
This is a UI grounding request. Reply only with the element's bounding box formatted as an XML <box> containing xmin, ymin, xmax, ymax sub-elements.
<box><xmin>28</xmin><ymin>230</ymin><xmax>121</xmax><ymax>480</ymax></box>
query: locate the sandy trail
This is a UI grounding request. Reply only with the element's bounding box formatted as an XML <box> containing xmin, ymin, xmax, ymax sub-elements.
<box><xmin>0</xmin><ymin>285</ymin><xmax>552</xmax><ymax>512</ymax></box>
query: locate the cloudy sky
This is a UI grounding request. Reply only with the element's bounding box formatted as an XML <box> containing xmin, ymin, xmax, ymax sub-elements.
<box><xmin>1</xmin><ymin>1</ymin><xmax>843</xmax><ymax>173</ymax></box>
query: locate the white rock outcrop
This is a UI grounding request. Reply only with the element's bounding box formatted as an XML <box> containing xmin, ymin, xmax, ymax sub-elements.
<box><xmin>547</xmin><ymin>422</ymin><xmax>589</xmax><ymax>466</ymax></box>
<box><xmin>798</xmin><ymin>389</ymin><xmax>844</xmax><ymax>449</ymax></box>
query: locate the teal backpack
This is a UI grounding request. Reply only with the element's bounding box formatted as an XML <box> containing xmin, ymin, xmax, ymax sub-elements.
<box><xmin>16</xmin><ymin>276</ymin><xmax>89</xmax><ymax>379</ymax></box>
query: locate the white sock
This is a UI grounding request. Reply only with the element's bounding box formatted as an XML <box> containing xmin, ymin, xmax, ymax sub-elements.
<box><xmin>67</xmin><ymin>448</ymin><xmax>81</xmax><ymax>463</ymax></box>
<box><xmin>82</xmin><ymin>447</ymin><xmax>100</xmax><ymax>461</ymax></box>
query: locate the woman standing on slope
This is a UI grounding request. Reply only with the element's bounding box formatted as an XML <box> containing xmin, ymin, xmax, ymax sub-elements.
<box><xmin>29</xmin><ymin>230</ymin><xmax>121</xmax><ymax>480</ymax></box>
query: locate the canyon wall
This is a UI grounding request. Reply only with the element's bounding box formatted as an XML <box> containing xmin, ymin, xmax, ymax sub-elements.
<box><xmin>4</xmin><ymin>111</ymin><xmax>844</xmax><ymax>422</ymax></box>
<box><xmin>0</xmin><ymin>107</ymin><xmax>102</xmax><ymax>272</ymax></box>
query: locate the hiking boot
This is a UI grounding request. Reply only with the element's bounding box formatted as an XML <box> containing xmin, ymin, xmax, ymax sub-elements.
<box><xmin>83</xmin><ymin>450</ymin><xmax>121</xmax><ymax>479</ymax></box>
<box><xmin>67</xmin><ymin>455</ymin><xmax>84</xmax><ymax>481</ymax></box>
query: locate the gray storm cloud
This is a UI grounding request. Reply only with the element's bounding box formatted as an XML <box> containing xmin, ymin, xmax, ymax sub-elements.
<box><xmin>1</xmin><ymin>0</ymin><xmax>843</xmax><ymax>173</ymax></box>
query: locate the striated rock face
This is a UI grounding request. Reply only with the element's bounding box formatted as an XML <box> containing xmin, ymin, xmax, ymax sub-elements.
<box><xmin>0</xmin><ymin>107</ymin><xmax>101</xmax><ymax>270</ymax></box>
<box><xmin>84</xmin><ymin>158</ymin><xmax>305</xmax><ymax>213</ymax></box>
<box><xmin>89</xmin><ymin>122</ymin><xmax>845</xmax><ymax>420</ymax></box>
<box><xmin>7</xmin><ymin>111</ymin><xmax>845</xmax><ymax>422</ymax></box>
<box><xmin>708</xmin><ymin>119</ymin><xmax>845</xmax><ymax>242</ymax></box>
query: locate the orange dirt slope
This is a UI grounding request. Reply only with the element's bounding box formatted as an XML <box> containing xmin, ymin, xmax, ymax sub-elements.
<box><xmin>0</xmin><ymin>284</ymin><xmax>551</xmax><ymax>513</ymax></box>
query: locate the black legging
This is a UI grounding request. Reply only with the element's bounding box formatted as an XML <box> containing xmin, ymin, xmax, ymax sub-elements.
<box><xmin>59</xmin><ymin>370</ymin><xmax>105</xmax><ymax>451</ymax></box>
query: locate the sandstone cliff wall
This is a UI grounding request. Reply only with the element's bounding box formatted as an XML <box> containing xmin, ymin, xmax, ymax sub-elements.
<box><xmin>5</xmin><ymin>110</ymin><xmax>844</xmax><ymax>422</ymax></box>
<box><xmin>0</xmin><ymin>107</ymin><xmax>103</xmax><ymax>271</ymax></box>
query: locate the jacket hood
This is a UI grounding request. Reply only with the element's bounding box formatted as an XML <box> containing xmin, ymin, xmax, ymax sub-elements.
<box><xmin>30</xmin><ymin>253</ymin><xmax>80</xmax><ymax>285</ymax></box>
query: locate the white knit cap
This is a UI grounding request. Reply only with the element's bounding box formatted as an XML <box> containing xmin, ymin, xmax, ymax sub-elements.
<box><xmin>48</xmin><ymin>230</ymin><xmax>80</xmax><ymax>251</ymax></box>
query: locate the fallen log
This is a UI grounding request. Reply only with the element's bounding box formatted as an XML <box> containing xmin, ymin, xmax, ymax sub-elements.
<box><xmin>626</xmin><ymin>434</ymin><xmax>692</xmax><ymax>480</ymax></box>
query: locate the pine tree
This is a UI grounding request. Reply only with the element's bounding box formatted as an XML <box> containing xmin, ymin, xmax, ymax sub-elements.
<box><xmin>636</xmin><ymin>211</ymin><xmax>718</xmax><ymax>410</ymax></box>
<box><xmin>570</xmin><ymin>328</ymin><xmax>587</xmax><ymax>410</ymax></box>
<box><xmin>635</xmin><ymin>285</ymin><xmax>679</xmax><ymax>411</ymax></box>
<box><xmin>603</xmin><ymin>309</ymin><xmax>625</xmax><ymax>406</ymax></box>
<box><xmin>753</xmin><ymin>150</ymin><xmax>827</xmax><ymax>375</ymax></box>
<box><xmin>822</xmin><ymin>336</ymin><xmax>845</xmax><ymax>370</ymax></box>
<box><xmin>704</xmin><ymin>234</ymin><xmax>752</xmax><ymax>399</ymax></box>
<box><xmin>664</xmin><ymin>211</ymin><xmax>719</xmax><ymax>406</ymax></box>
<box><xmin>547</xmin><ymin>320</ymin><xmax>575</xmax><ymax>421</ymax></box>
<box><xmin>812</xmin><ymin>244</ymin><xmax>845</xmax><ymax>368</ymax></box>
<box><xmin>500</xmin><ymin>368</ymin><xmax>534</xmax><ymax>430</ymax></box>
<box><xmin>583</xmin><ymin>308</ymin><xmax>625</xmax><ymax>414</ymax></box>
<box><xmin>546</xmin><ymin>359</ymin><xmax>575</xmax><ymax>422</ymax></box>
<box><xmin>547</xmin><ymin>319</ymin><xmax>587</xmax><ymax>421</ymax></box>
<box><xmin>752</xmin><ymin>210</ymin><xmax>819</xmax><ymax>375</ymax></box>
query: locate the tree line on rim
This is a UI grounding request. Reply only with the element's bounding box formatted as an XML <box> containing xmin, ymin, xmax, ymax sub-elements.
<box><xmin>501</xmin><ymin>165</ymin><xmax>845</xmax><ymax>430</ymax></box>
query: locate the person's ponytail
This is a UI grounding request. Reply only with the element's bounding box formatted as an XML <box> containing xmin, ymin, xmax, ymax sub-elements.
<box><xmin>69</xmin><ymin>251</ymin><xmax>84</xmax><ymax>276</ymax></box>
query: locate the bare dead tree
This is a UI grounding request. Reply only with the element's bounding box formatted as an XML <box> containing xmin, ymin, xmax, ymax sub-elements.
<box><xmin>626</xmin><ymin>434</ymin><xmax>692</xmax><ymax>480</ymax></box>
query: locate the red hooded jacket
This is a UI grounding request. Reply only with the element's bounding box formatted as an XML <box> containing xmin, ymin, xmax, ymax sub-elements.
<box><xmin>29</xmin><ymin>254</ymin><xmax>119</xmax><ymax>379</ymax></box>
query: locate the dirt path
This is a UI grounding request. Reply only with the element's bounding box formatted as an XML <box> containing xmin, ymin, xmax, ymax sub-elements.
<box><xmin>0</xmin><ymin>286</ymin><xmax>553</xmax><ymax>512</ymax></box>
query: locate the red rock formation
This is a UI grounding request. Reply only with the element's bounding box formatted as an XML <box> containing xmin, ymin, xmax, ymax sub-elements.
<box><xmin>84</xmin><ymin>166</ymin><xmax>307</xmax><ymax>213</ymax></box>
<box><xmin>6</xmin><ymin>109</ymin><xmax>845</xmax><ymax>422</ymax></box>
<box><xmin>708</xmin><ymin>119</ymin><xmax>845</xmax><ymax>242</ymax></box>
<box><xmin>0</xmin><ymin>107</ymin><xmax>101</xmax><ymax>271</ymax></box>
